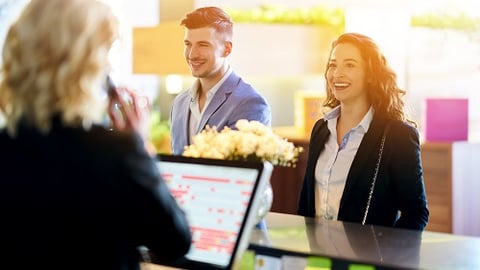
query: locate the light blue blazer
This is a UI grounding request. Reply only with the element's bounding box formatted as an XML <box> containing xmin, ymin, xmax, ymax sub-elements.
<box><xmin>170</xmin><ymin>71</ymin><xmax>271</xmax><ymax>155</ymax></box>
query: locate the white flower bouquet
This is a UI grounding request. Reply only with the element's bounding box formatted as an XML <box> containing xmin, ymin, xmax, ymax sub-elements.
<box><xmin>183</xmin><ymin>119</ymin><xmax>303</xmax><ymax>167</ymax></box>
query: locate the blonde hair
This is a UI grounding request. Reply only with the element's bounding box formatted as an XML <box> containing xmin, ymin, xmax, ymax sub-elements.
<box><xmin>0</xmin><ymin>0</ymin><xmax>118</xmax><ymax>136</ymax></box>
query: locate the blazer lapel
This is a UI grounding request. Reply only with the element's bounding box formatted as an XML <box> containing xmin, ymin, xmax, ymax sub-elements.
<box><xmin>309</xmin><ymin>121</ymin><xmax>329</xmax><ymax>167</ymax></box>
<box><xmin>171</xmin><ymin>92</ymin><xmax>195</xmax><ymax>149</ymax></box>
<box><xmin>342</xmin><ymin>116</ymin><xmax>388</xmax><ymax>196</ymax></box>
<box><xmin>307</xmin><ymin>120</ymin><xmax>329</xmax><ymax>185</ymax></box>
<box><xmin>195</xmin><ymin>72</ymin><xmax>238</xmax><ymax>133</ymax></box>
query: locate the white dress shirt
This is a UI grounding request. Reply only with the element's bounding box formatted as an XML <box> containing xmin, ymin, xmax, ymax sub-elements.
<box><xmin>315</xmin><ymin>106</ymin><xmax>374</xmax><ymax>220</ymax></box>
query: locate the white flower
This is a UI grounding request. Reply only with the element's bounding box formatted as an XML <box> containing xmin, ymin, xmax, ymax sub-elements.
<box><xmin>183</xmin><ymin>120</ymin><xmax>303</xmax><ymax>167</ymax></box>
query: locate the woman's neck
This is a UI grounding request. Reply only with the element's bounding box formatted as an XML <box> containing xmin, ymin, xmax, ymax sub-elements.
<box><xmin>335</xmin><ymin>102</ymin><xmax>370</xmax><ymax>145</ymax></box>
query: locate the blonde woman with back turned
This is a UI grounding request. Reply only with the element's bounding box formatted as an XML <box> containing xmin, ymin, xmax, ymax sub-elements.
<box><xmin>0</xmin><ymin>0</ymin><xmax>191</xmax><ymax>269</ymax></box>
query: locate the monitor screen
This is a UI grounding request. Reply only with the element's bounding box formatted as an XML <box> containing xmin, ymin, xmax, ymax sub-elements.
<box><xmin>156</xmin><ymin>154</ymin><xmax>272</xmax><ymax>269</ymax></box>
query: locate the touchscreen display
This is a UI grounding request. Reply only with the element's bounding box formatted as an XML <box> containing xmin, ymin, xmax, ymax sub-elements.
<box><xmin>157</xmin><ymin>161</ymin><xmax>259</xmax><ymax>267</ymax></box>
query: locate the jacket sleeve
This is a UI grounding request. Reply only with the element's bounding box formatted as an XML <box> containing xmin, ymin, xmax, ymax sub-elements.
<box><xmin>227</xmin><ymin>86</ymin><xmax>272</xmax><ymax>128</ymax></box>
<box><xmin>230</xmin><ymin>94</ymin><xmax>272</xmax><ymax>128</ymax></box>
<box><xmin>389</xmin><ymin>123</ymin><xmax>429</xmax><ymax>230</ymax></box>
<box><xmin>122</xmin><ymin>133</ymin><xmax>191</xmax><ymax>261</ymax></box>
<box><xmin>297</xmin><ymin>119</ymin><xmax>327</xmax><ymax>218</ymax></box>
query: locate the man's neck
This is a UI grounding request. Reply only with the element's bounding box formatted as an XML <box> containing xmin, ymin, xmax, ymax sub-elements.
<box><xmin>198</xmin><ymin>65</ymin><xmax>229</xmax><ymax>95</ymax></box>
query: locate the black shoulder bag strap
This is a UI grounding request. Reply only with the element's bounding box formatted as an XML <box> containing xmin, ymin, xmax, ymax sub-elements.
<box><xmin>362</xmin><ymin>122</ymin><xmax>392</xmax><ymax>225</ymax></box>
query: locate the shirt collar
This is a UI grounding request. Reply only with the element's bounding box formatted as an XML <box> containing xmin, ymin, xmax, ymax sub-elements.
<box><xmin>188</xmin><ymin>66</ymin><xmax>232</xmax><ymax>101</ymax></box>
<box><xmin>324</xmin><ymin>105</ymin><xmax>375</xmax><ymax>133</ymax></box>
<box><xmin>359</xmin><ymin>106</ymin><xmax>374</xmax><ymax>132</ymax></box>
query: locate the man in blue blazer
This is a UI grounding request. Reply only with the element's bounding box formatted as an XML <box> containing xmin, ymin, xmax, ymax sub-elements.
<box><xmin>170</xmin><ymin>7</ymin><xmax>271</xmax><ymax>155</ymax></box>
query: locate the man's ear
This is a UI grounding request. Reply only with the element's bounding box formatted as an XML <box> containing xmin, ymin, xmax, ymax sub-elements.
<box><xmin>223</xmin><ymin>41</ymin><xmax>232</xmax><ymax>57</ymax></box>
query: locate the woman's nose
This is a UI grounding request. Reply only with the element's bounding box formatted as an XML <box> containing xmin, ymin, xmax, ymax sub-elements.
<box><xmin>333</xmin><ymin>67</ymin><xmax>345</xmax><ymax>78</ymax></box>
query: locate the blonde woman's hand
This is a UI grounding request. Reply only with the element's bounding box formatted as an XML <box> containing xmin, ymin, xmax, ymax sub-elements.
<box><xmin>107</xmin><ymin>86</ymin><xmax>152</xmax><ymax>145</ymax></box>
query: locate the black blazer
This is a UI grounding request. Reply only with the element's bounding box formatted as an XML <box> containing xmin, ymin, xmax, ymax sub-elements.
<box><xmin>297</xmin><ymin>115</ymin><xmax>429</xmax><ymax>230</ymax></box>
<box><xmin>0</xmin><ymin>118</ymin><xmax>191</xmax><ymax>270</ymax></box>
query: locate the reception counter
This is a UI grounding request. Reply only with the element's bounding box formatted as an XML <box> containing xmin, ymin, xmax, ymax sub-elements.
<box><xmin>148</xmin><ymin>212</ymin><xmax>480</xmax><ymax>269</ymax></box>
<box><xmin>247</xmin><ymin>212</ymin><xmax>480</xmax><ymax>270</ymax></box>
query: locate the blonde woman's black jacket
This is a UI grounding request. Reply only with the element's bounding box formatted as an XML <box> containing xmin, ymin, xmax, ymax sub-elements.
<box><xmin>0</xmin><ymin>117</ymin><xmax>191</xmax><ymax>270</ymax></box>
<box><xmin>297</xmin><ymin>115</ymin><xmax>429</xmax><ymax>231</ymax></box>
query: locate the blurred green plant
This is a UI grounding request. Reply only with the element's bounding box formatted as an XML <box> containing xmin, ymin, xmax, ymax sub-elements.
<box><xmin>149</xmin><ymin>111</ymin><xmax>171</xmax><ymax>154</ymax></box>
<box><xmin>225</xmin><ymin>5</ymin><xmax>480</xmax><ymax>32</ymax></box>
<box><xmin>225</xmin><ymin>5</ymin><xmax>345</xmax><ymax>30</ymax></box>
<box><xmin>411</xmin><ymin>12</ymin><xmax>480</xmax><ymax>31</ymax></box>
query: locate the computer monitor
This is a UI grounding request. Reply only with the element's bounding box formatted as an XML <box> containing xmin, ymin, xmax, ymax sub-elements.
<box><xmin>156</xmin><ymin>154</ymin><xmax>273</xmax><ymax>270</ymax></box>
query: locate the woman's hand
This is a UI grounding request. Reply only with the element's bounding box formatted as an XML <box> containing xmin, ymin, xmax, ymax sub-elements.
<box><xmin>107</xmin><ymin>86</ymin><xmax>156</xmax><ymax>154</ymax></box>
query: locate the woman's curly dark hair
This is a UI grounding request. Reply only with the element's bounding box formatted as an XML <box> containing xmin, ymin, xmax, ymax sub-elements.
<box><xmin>323</xmin><ymin>32</ymin><xmax>409</xmax><ymax>123</ymax></box>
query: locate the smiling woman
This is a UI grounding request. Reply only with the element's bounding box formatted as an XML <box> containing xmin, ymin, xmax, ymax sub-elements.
<box><xmin>297</xmin><ymin>32</ymin><xmax>430</xmax><ymax>231</ymax></box>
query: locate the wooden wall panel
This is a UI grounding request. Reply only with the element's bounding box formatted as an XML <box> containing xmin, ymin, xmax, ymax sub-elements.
<box><xmin>421</xmin><ymin>143</ymin><xmax>452</xmax><ymax>233</ymax></box>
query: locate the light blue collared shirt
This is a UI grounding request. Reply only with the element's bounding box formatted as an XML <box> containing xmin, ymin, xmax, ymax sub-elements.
<box><xmin>314</xmin><ymin>106</ymin><xmax>374</xmax><ymax>220</ymax></box>
<box><xmin>188</xmin><ymin>66</ymin><xmax>233</xmax><ymax>142</ymax></box>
